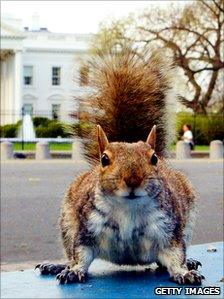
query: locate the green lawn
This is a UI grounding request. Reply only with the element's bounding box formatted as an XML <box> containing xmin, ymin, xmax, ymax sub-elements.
<box><xmin>13</xmin><ymin>142</ymin><xmax>72</xmax><ymax>151</ymax></box>
<box><xmin>13</xmin><ymin>142</ymin><xmax>209</xmax><ymax>152</ymax></box>
<box><xmin>193</xmin><ymin>145</ymin><xmax>209</xmax><ymax>151</ymax></box>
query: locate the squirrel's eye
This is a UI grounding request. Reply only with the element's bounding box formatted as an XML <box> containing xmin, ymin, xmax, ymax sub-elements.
<box><xmin>101</xmin><ymin>153</ymin><xmax>110</xmax><ymax>167</ymax></box>
<box><xmin>150</xmin><ymin>153</ymin><xmax>158</xmax><ymax>165</ymax></box>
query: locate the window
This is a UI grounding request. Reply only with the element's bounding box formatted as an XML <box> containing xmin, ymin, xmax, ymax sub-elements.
<box><xmin>52</xmin><ymin>104</ymin><xmax>60</xmax><ymax>120</ymax></box>
<box><xmin>52</xmin><ymin>67</ymin><xmax>61</xmax><ymax>86</ymax></box>
<box><xmin>23</xmin><ymin>104</ymin><xmax>33</xmax><ymax>116</ymax></box>
<box><xmin>23</xmin><ymin>66</ymin><xmax>33</xmax><ymax>85</ymax></box>
<box><xmin>79</xmin><ymin>65</ymin><xmax>89</xmax><ymax>86</ymax></box>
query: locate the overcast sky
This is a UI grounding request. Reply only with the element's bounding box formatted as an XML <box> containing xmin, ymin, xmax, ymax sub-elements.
<box><xmin>2</xmin><ymin>0</ymin><xmax>179</xmax><ymax>34</ymax></box>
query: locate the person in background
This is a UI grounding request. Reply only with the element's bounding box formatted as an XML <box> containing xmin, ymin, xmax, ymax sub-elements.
<box><xmin>182</xmin><ymin>124</ymin><xmax>194</xmax><ymax>150</ymax></box>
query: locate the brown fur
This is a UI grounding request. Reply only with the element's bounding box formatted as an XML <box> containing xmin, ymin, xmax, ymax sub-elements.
<box><xmin>58</xmin><ymin>136</ymin><xmax>200</xmax><ymax>282</ymax></box>
<box><xmin>61</xmin><ymin>144</ymin><xmax>196</xmax><ymax>250</ymax></box>
<box><xmin>73</xmin><ymin>50</ymin><xmax>177</xmax><ymax>163</ymax></box>
<box><xmin>37</xmin><ymin>52</ymin><xmax>203</xmax><ymax>285</ymax></box>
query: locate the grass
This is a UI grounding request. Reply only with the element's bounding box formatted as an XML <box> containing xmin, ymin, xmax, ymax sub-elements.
<box><xmin>193</xmin><ymin>145</ymin><xmax>209</xmax><ymax>151</ymax></box>
<box><xmin>13</xmin><ymin>142</ymin><xmax>72</xmax><ymax>151</ymax></box>
<box><xmin>13</xmin><ymin>142</ymin><xmax>209</xmax><ymax>152</ymax></box>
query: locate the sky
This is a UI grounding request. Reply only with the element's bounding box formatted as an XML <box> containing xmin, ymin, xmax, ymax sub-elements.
<box><xmin>1</xmin><ymin>0</ymin><xmax>177</xmax><ymax>34</ymax></box>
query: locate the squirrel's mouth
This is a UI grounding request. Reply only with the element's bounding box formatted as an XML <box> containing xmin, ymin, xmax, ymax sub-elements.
<box><xmin>114</xmin><ymin>189</ymin><xmax>147</xmax><ymax>199</ymax></box>
<box><xmin>124</xmin><ymin>191</ymin><xmax>142</xmax><ymax>200</ymax></box>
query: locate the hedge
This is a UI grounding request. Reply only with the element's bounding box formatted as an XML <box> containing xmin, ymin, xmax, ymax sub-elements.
<box><xmin>32</xmin><ymin>116</ymin><xmax>51</xmax><ymax>128</ymax></box>
<box><xmin>1</xmin><ymin>113</ymin><xmax>223</xmax><ymax>143</ymax></box>
<box><xmin>35</xmin><ymin>121</ymin><xmax>70</xmax><ymax>138</ymax></box>
<box><xmin>0</xmin><ymin>118</ymin><xmax>70</xmax><ymax>138</ymax></box>
<box><xmin>0</xmin><ymin>123</ymin><xmax>19</xmax><ymax>138</ymax></box>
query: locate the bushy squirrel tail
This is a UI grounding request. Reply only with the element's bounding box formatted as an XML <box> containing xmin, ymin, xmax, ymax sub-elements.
<box><xmin>73</xmin><ymin>50</ymin><xmax>178</xmax><ymax>163</ymax></box>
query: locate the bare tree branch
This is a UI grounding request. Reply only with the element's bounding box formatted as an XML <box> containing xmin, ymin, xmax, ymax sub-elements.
<box><xmin>138</xmin><ymin>1</ymin><xmax>224</xmax><ymax>113</ymax></box>
<box><xmin>157</xmin><ymin>26</ymin><xmax>215</xmax><ymax>49</ymax></box>
<box><xmin>213</xmin><ymin>0</ymin><xmax>224</xmax><ymax>13</ymax></box>
<box><xmin>138</xmin><ymin>27</ymin><xmax>183</xmax><ymax>55</ymax></box>
<box><xmin>201</xmin><ymin>1</ymin><xmax>218</xmax><ymax>17</ymax></box>
<box><xmin>202</xmin><ymin>70</ymin><xmax>219</xmax><ymax>106</ymax></box>
<box><xmin>91</xmin><ymin>0</ymin><xmax>223</xmax><ymax>113</ymax></box>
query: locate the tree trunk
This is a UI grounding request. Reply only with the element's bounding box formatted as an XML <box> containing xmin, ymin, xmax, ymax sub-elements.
<box><xmin>179</xmin><ymin>96</ymin><xmax>208</xmax><ymax>114</ymax></box>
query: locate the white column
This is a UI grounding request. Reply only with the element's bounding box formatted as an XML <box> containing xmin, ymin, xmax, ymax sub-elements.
<box><xmin>13</xmin><ymin>50</ymin><xmax>22</xmax><ymax>123</ymax></box>
<box><xmin>1</xmin><ymin>141</ymin><xmax>13</xmax><ymax>160</ymax></box>
<box><xmin>1</xmin><ymin>54</ymin><xmax>13</xmax><ymax>125</ymax></box>
<box><xmin>209</xmin><ymin>140</ymin><xmax>223</xmax><ymax>159</ymax></box>
<box><xmin>176</xmin><ymin>140</ymin><xmax>191</xmax><ymax>159</ymax></box>
<box><xmin>36</xmin><ymin>142</ymin><xmax>51</xmax><ymax>160</ymax></box>
<box><xmin>0</xmin><ymin>60</ymin><xmax>6</xmax><ymax>125</ymax></box>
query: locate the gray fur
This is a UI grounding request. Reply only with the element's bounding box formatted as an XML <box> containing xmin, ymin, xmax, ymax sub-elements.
<box><xmin>87</xmin><ymin>189</ymin><xmax>175</xmax><ymax>265</ymax></box>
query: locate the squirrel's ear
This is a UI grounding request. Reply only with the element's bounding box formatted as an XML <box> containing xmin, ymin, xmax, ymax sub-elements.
<box><xmin>146</xmin><ymin>125</ymin><xmax>156</xmax><ymax>150</ymax></box>
<box><xmin>97</xmin><ymin>125</ymin><xmax>109</xmax><ymax>154</ymax></box>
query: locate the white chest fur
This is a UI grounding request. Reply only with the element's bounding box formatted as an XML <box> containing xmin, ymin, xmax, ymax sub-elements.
<box><xmin>87</xmin><ymin>194</ymin><xmax>173</xmax><ymax>265</ymax></box>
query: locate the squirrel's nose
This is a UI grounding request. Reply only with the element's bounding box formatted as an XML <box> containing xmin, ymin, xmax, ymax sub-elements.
<box><xmin>124</xmin><ymin>176</ymin><xmax>142</xmax><ymax>189</ymax></box>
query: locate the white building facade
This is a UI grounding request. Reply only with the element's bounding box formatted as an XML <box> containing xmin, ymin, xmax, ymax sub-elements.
<box><xmin>1</xmin><ymin>16</ymin><xmax>92</xmax><ymax>125</ymax></box>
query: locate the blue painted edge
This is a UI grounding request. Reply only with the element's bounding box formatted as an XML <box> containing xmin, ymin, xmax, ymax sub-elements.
<box><xmin>1</xmin><ymin>242</ymin><xmax>224</xmax><ymax>299</ymax></box>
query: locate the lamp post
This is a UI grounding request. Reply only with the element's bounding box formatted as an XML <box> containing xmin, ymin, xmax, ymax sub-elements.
<box><xmin>21</xmin><ymin>106</ymin><xmax>25</xmax><ymax>150</ymax></box>
<box><xmin>193</xmin><ymin>111</ymin><xmax>196</xmax><ymax>146</ymax></box>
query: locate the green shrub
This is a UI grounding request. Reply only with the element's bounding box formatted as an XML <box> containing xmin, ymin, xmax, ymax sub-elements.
<box><xmin>176</xmin><ymin>112</ymin><xmax>224</xmax><ymax>145</ymax></box>
<box><xmin>47</xmin><ymin>122</ymin><xmax>68</xmax><ymax>138</ymax></box>
<box><xmin>32</xmin><ymin>116</ymin><xmax>70</xmax><ymax>138</ymax></box>
<box><xmin>1</xmin><ymin>118</ymin><xmax>70</xmax><ymax>139</ymax></box>
<box><xmin>33</xmin><ymin>117</ymin><xmax>50</xmax><ymax>128</ymax></box>
<box><xmin>35</xmin><ymin>127</ymin><xmax>49</xmax><ymax>138</ymax></box>
<box><xmin>1</xmin><ymin>124</ymin><xmax>19</xmax><ymax>138</ymax></box>
<box><xmin>35</xmin><ymin>121</ymin><xmax>70</xmax><ymax>138</ymax></box>
<box><xmin>72</xmin><ymin>121</ymin><xmax>92</xmax><ymax>138</ymax></box>
<box><xmin>16</xmin><ymin>119</ymin><xmax>22</xmax><ymax>127</ymax></box>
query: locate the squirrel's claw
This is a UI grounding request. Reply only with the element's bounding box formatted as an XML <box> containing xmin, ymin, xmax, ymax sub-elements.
<box><xmin>35</xmin><ymin>263</ymin><xmax>67</xmax><ymax>275</ymax></box>
<box><xmin>171</xmin><ymin>270</ymin><xmax>205</xmax><ymax>285</ymax></box>
<box><xmin>56</xmin><ymin>269</ymin><xmax>87</xmax><ymax>284</ymax></box>
<box><xmin>186</xmin><ymin>258</ymin><xmax>202</xmax><ymax>271</ymax></box>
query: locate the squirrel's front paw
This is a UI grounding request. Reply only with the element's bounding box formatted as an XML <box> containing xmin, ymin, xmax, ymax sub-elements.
<box><xmin>186</xmin><ymin>258</ymin><xmax>202</xmax><ymax>271</ymax></box>
<box><xmin>35</xmin><ymin>263</ymin><xmax>67</xmax><ymax>275</ymax></box>
<box><xmin>56</xmin><ymin>268</ymin><xmax>87</xmax><ymax>284</ymax></box>
<box><xmin>171</xmin><ymin>270</ymin><xmax>205</xmax><ymax>285</ymax></box>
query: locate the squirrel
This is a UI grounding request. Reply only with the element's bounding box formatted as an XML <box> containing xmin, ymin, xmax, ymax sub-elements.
<box><xmin>36</xmin><ymin>50</ymin><xmax>204</xmax><ymax>285</ymax></box>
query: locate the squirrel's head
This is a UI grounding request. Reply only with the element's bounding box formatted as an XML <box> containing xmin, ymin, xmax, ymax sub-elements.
<box><xmin>97</xmin><ymin>125</ymin><xmax>160</xmax><ymax>201</ymax></box>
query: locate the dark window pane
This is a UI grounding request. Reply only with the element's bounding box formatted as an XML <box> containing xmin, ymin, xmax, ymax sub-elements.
<box><xmin>52</xmin><ymin>104</ymin><xmax>60</xmax><ymax>120</ymax></box>
<box><xmin>52</xmin><ymin>67</ymin><xmax>61</xmax><ymax>85</ymax></box>
<box><xmin>24</xmin><ymin>76</ymin><xmax>32</xmax><ymax>85</ymax></box>
<box><xmin>52</xmin><ymin>77</ymin><xmax>60</xmax><ymax>85</ymax></box>
<box><xmin>52</xmin><ymin>67</ymin><xmax>60</xmax><ymax>75</ymax></box>
<box><xmin>23</xmin><ymin>104</ymin><xmax>33</xmax><ymax>115</ymax></box>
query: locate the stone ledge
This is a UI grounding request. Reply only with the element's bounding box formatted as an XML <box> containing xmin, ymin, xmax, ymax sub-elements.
<box><xmin>1</xmin><ymin>242</ymin><xmax>223</xmax><ymax>298</ymax></box>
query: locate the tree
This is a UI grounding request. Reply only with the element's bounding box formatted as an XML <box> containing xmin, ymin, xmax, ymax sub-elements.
<box><xmin>137</xmin><ymin>0</ymin><xmax>224</xmax><ymax>114</ymax></box>
<box><xmin>89</xmin><ymin>17</ymin><xmax>134</xmax><ymax>55</ymax></box>
<box><xmin>90</xmin><ymin>1</ymin><xmax>224</xmax><ymax>114</ymax></box>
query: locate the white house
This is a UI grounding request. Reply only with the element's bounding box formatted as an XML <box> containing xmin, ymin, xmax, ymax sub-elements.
<box><xmin>1</xmin><ymin>15</ymin><xmax>93</xmax><ymax>125</ymax></box>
